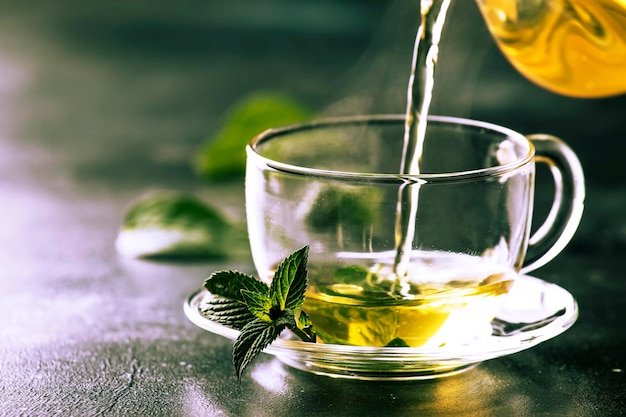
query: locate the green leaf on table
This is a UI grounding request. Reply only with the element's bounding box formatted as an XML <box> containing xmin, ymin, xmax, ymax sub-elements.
<box><xmin>193</xmin><ymin>91</ymin><xmax>312</xmax><ymax>181</ymax></box>
<box><xmin>201</xmin><ymin>246</ymin><xmax>315</xmax><ymax>378</ymax></box>
<box><xmin>115</xmin><ymin>190</ymin><xmax>247</xmax><ymax>260</ymax></box>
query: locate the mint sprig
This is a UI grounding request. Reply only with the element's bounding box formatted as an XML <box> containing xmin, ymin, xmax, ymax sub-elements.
<box><xmin>202</xmin><ymin>246</ymin><xmax>316</xmax><ymax>378</ymax></box>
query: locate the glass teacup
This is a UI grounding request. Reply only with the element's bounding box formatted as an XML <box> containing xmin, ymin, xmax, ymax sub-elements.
<box><xmin>245</xmin><ymin>115</ymin><xmax>584</xmax><ymax>348</ymax></box>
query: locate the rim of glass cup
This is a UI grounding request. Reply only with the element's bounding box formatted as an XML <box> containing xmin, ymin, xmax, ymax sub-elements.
<box><xmin>246</xmin><ymin>114</ymin><xmax>535</xmax><ymax>183</ymax></box>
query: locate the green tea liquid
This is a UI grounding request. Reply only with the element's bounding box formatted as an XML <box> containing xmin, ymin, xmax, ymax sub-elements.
<box><xmin>303</xmin><ymin>252</ymin><xmax>514</xmax><ymax>347</ymax></box>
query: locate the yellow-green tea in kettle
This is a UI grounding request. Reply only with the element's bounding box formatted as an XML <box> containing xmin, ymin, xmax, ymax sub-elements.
<box><xmin>477</xmin><ymin>0</ymin><xmax>626</xmax><ymax>97</ymax></box>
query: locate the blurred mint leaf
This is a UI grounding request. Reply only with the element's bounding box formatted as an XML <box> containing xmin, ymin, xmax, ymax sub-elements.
<box><xmin>115</xmin><ymin>190</ymin><xmax>247</xmax><ymax>259</ymax></box>
<box><xmin>193</xmin><ymin>91</ymin><xmax>312</xmax><ymax>181</ymax></box>
<box><xmin>306</xmin><ymin>188</ymin><xmax>375</xmax><ymax>232</ymax></box>
<box><xmin>334</xmin><ymin>264</ymin><xmax>371</xmax><ymax>285</ymax></box>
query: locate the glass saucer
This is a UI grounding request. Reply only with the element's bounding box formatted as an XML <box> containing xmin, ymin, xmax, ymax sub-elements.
<box><xmin>184</xmin><ymin>275</ymin><xmax>578</xmax><ymax>380</ymax></box>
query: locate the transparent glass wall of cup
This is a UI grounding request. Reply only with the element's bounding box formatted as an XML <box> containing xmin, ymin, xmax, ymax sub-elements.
<box><xmin>245</xmin><ymin>115</ymin><xmax>584</xmax><ymax>349</ymax></box>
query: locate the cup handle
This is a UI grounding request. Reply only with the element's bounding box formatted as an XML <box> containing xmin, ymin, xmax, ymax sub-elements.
<box><xmin>521</xmin><ymin>134</ymin><xmax>585</xmax><ymax>274</ymax></box>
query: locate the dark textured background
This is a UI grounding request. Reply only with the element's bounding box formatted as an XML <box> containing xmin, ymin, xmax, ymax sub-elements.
<box><xmin>1</xmin><ymin>1</ymin><xmax>624</xmax><ymax>416</ymax></box>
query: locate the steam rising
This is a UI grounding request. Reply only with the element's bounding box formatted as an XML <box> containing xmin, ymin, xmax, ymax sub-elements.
<box><xmin>322</xmin><ymin>0</ymin><xmax>493</xmax><ymax>118</ymax></box>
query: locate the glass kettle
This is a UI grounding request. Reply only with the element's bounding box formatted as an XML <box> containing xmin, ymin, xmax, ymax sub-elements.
<box><xmin>476</xmin><ymin>0</ymin><xmax>626</xmax><ymax>97</ymax></box>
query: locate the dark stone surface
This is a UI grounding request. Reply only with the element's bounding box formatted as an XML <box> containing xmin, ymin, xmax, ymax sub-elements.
<box><xmin>1</xmin><ymin>1</ymin><xmax>624</xmax><ymax>416</ymax></box>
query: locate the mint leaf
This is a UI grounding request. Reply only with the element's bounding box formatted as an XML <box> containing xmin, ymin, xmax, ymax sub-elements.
<box><xmin>201</xmin><ymin>246</ymin><xmax>315</xmax><ymax>379</ymax></box>
<box><xmin>204</xmin><ymin>270</ymin><xmax>269</xmax><ymax>302</ymax></box>
<box><xmin>297</xmin><ymin>310</ymin><xmax>313</xmax><ymax>329</ymax></box>
<box><xmin>294</xmin><ymin>310</ymin><xmax>316</xmax><ymax>343</ymax></box>
<box><xmin>200</xmin><ymin>297</ymin><xmax>252</xmax><ymax>330</ymax></box>
<box><xmin>334</xmin><ymin>264</ymin><xmax>371</xmax><ymax>285</ymax></box>
<box><xmin>385</xmin><ymin>337</ymin><xmax>410</xmax><ymax>347</ymax></box>
<box><xmin>240</xmin><ymin>289</ymin><xmax>273</xmax><ymax>322</ymax></box>
<box><xmin>121</xmin><ymin>191</ymin><xmax>225</xmax><ymax>230</ymax></box>
<box><xmin>202</xmin><ymin>270</ymin><xmax>270</xmax><ymax>330</ymax></box>
<box><xmin>306</xmin><ymin>188</ymin><xmax>375</xmax><ymax>233</ymax></box>
<box><xmin>115</xmin><ymin>190</ymin><xmax>248</xmax><ymax>259</ymax></box>
<box><xmin>233</xmin><ymin>310</ymin><xmax>295</xmax><ymax>378</ymax></box>
<box><xmin>193</xmin><ymin>91</ymin><xmax>312</xmax><ymax>180</ymax></box>
<box><xmin>233</xmin><ymin>318</ymin><xmax>284</xmax><ymax>379</ymax></box>
<box><xmin>270</xmin><ymin>246</ymin><xmax>309</xmax><ymax>311</ymax></box>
